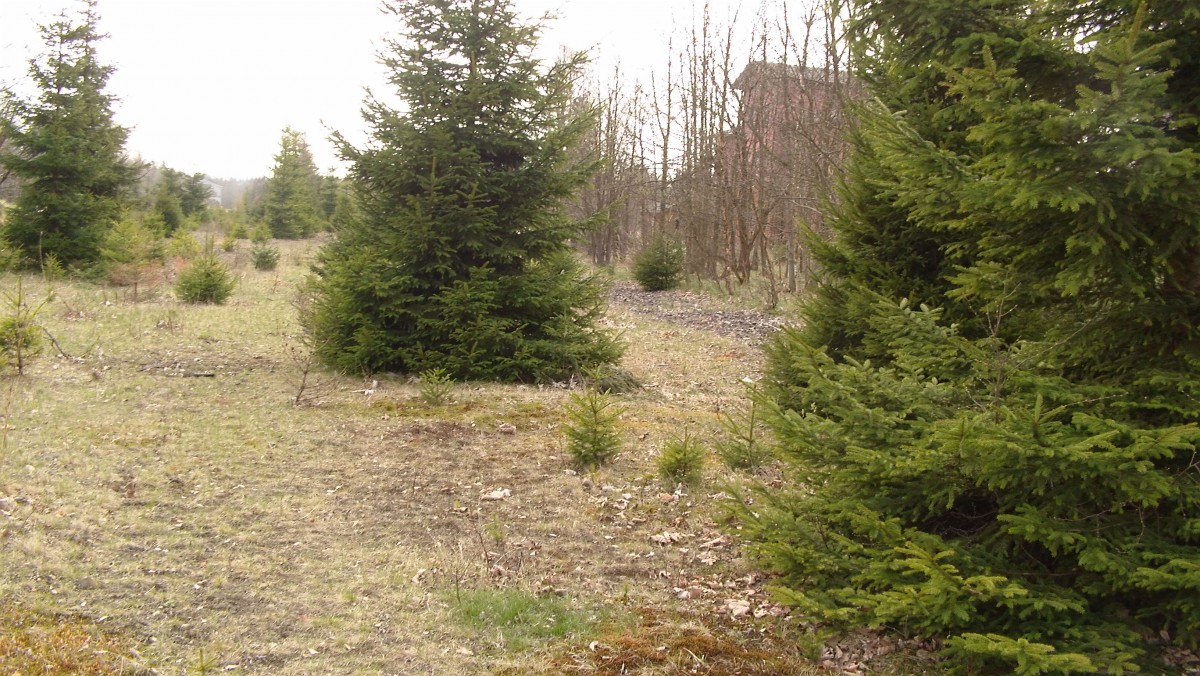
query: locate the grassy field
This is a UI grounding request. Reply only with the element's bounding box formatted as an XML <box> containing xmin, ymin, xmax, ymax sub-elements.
<box><xmin>0</xmin><ymin>240</ymin><xmax>832</xmax><ymax>674</ymax></box>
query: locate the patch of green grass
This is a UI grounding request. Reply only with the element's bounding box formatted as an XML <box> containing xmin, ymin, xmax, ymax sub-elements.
<box><xmin>444</xmin><ymin>588</ymin><xmax>606</xmax><ymax>652</ymax></box>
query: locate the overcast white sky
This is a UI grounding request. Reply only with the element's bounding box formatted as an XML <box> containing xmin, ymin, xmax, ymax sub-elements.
<box><xmin>0</xmin><ymin>0</ymin><xmax>740</xmax><ymax>179</ymax></box>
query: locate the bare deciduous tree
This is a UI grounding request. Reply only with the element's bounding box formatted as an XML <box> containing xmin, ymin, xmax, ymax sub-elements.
<box><xmin>570</xmin><ymin>0</ymin><xmax>855</xmax><ymax>307</ymax></box>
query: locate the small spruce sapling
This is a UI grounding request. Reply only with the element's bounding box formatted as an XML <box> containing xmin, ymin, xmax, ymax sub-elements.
<box><xmin>713</xmin><ymin>395</ymin><xmax>772</xmax><ymax>471</ymax></box>
<box><xmin>632</xmin><ymin>232</ymin><xmax>686</xmax><ymax>292</ymax></box>
<box><xmin>0</xmin><ymin>277</ymin><xmax>51</xmax><ymax>375</ymax></box>
<box><xmin>418</xmin><ymin>368</ymin><xmax>454</xmax><ymax>406</ymax></box>
<box><xmin>175</xmin><ymin>255</ymin><xmax>235</xmax><ymax>304</ymax></box>
<box><xmin>563</xmin><ymin>381</ymin><xmax>624</xmax><ymax>469</ymax></box>
<box><xmin>250</xmin><ymin>242</ymin><xmax>280</xmax><ymax>271</ymax></box>
<box><xmin>657</xmin><ymin>429</ymin><xmax>706</xmax><ymax>487</ymax></box>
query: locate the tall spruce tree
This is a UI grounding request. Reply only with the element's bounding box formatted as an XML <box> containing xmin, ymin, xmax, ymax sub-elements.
<box><xmin>262</xmin><ymin>127</ymin><xmax>323</xmax><ymax>239</ymax></box>
<box><xmin>743</xmin><ymin>0</ymin><xmax>1200</xmax><ymax>672</ymax></box>
<box><xmin>306</xmin><ymin>0</ymin><xmax>622</xmax><ymax>381</ymax></box>
<box><xmin>0</xmin><ymin>0</ymin><xmax>140</xmax><ymax>267</ymax></box>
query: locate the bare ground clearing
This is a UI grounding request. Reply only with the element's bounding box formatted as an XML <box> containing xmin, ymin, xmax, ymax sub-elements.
<box><xmin>0</xmin><ymin>246</ymin><xmax>908</xmax><ymax>674</ymax></box>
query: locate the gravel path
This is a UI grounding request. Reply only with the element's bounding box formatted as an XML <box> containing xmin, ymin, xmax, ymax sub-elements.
<box><xmin>606</xmin><ymin>280</ymin><xmax>790</xmax><ymax>345</ymax></box>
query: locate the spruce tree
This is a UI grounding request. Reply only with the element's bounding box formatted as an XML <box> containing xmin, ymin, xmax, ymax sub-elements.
<box><xmin>744</xmin><ymin>1</ymin><xmax>1200</xmax><ymax>672</ymax></box>
<box><xmin>306</xmin><ymin>0</ymin><xmax>622</xmax><ymax>382</ymax></box>
<box><xmin>262</xmin><ymin>127</ymin><xmax>324</xmax><ymax>239</ymax></box>
<box><xmin>0</xmin><ymin>0</ymin><xmax>141</xmax><ymax>267</ymax></box>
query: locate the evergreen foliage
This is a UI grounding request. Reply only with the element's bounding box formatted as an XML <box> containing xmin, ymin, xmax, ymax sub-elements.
<box><xmin>632</xmin><ymin>232</ymin><xmax>685</xmax><ymax>292</ymax></box>
<box><xmin>0</xmin><ymin>277</ymin><xmax>48</xmax><ymax>375</ymax></box>
<box><xmin>152</xmin><ymin>167</ymin><xmax>211</xmax><ymax>233</ymax></box>
<box><xmin>305</xmin><ymin>0</ymin><xmax>622</xmax><ymax>382</ymax></box>
<box><xmin>328</xmin><ymin>182</ymin><xmax>361</xmax><ymax>233</ymax></box>
<box><xmin>174</xmin><ymin>255</ymin><xmax>235</xmax><ymax>304</ymax></box>
<box><xmin>100</xmin><ymin>215</ymin><xmax>164</xmax><ymax>293</ymax></box>
<box><xmin>713</xmin><ymin>397</ymin><xmax>771</xmax><ymax>472</ymax></box>
<box><xmin>657</xmin><ymin>430</ymin><xmax>705</xmax><ymax>487</ymax></box>
<box><xmin>0</xmin><ymin>1</ymin><xmax>141</xmax><ymax>267</ymax></box>
<box><xmin>743</xmin><ymin>0</ymin><xmax>1200</xmax><ymax>672</ymax></box>
<box><xmin>417</xmin><ymin>367</ymin><xmax>454</xmax><ymax>406</ymax></box>
<box><xmin>563</xmin><ymin>385</ymin><xmax>623</xmax><ymax>470</ymax></box>
<box><xmin>262</xmin><ymin>128</ymin><xmax>324</xmax><ymax>239</ymax></box>
<box><xmin>250</xmin><ymin>242</ymin><xmax>280</xmax><ymax>271</ymax></box>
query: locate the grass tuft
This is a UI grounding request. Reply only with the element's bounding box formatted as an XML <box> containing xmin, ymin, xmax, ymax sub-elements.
<box><xmin>444</xmin><ymin>588</ymin><xmax>605</xmax><ymax>652</ymax></box>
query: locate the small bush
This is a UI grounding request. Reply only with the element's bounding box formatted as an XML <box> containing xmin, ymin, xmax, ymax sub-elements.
<box><xmin>40</xmin><ymin>254</ymin><xmax>67</xmax><ymax>282</ymax></box>
<box><xmin>657</xmin><ymin>430</ymin><xmax>706</xmax><ymax>487</ymax></box>
<box><xmin>250</xmin><ymin>243</ymin><xmax>280</xmax><ymax>271</ymax></box>
<box><xmin>221</xmin><ymin>236</ymin><xmax>237</xmax><ymax>253</ymax></box>
<box><xmin>166</xmin><ymin>233</ymin><xmax>201</xmax><ymax>260</ymax></box>
<box><xmin>175</xmin><ymin>255</ymin><xmax>235</xmax><ymax>304</ymax></box>
<box><xmin>713</xmin><ymin>398</ymin><xmax>772</xmax><ymax>471</ymax></box>
<box><xmin>418</xmin><ymin>367</ymin><xmax>454</xmax><ymax>406</ymax></box>
<box><xmin>0</xmin><ymin>316</ymin><xmax>42</xmax><ymax>369</ymax></box>
<box><xmin>0</xmin><ymin>277</ymin><xmax>50</xmax><ymax>375</ymax></box>
<box><xmin>0</xmin><ymin>240</ymin><xmax>22</xmax><ymax>272</ymax></box>
<box><xmin>101</xmin><ymin>216</ymin><xmax>166</xmax><ymax>297</ymax></box>
<box><xmin>249</xmin><ymin>223</ymin><xmax>272</xmax><ymax>245</ymax></box>
<box><xmin>564</xmin><ymin>386</ymin><xmax>624</xmax><ymax>469</ymax></box>
<box><xmin>633</xmin><ymin>233</ymin><xmax>685</xmax><ymax>292</ymax></box>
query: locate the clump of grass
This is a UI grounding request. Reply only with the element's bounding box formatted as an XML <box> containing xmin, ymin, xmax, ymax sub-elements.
<box><xmin>657</xmin><ymin>429</ymin><xmax>706</xmax><ymax>487</ymax></box>
<box><xmin>444</xmin><ymin>588</ymin><xmax>602</xmax><ymax>652</ymax></box>
<box><xmin>579</xmin><ymin>363</ymin><xmax>641</xmax><ymax>394</ymax></box>
<box><xmin>563</xmin><ymin>384</ymin><xmax>623</xmax><ymax>469</ymax></box>
<box><xmin>419</xmin><ymin>367</ymin><xmax>455</xmax><ymax>406</ymax></box>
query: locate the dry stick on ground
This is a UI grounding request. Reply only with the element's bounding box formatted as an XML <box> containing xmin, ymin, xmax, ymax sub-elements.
<box><xmin>40</xmin><ymin>326</ymin><xmax>77</xmax><ymax>361</ymax></box>
<box><xmin>287</xmin><ymin>340</ymin><xmax>331</xmax><ymax>406</ymax></box>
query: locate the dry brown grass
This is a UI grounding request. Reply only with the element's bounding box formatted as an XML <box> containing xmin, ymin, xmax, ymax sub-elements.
<box><xmin>0</xmin><ymin>239</ymin><xmax>820</xmax><ymax>674</ymax></box>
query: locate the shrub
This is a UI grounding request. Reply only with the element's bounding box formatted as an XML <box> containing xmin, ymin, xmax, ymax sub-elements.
<box><xmin>0</xmin><ymin>239</ymin><xmax>22</xmax><ymax>272</ymax></box>
<box><xmin>657</xmin><ymin>430</ymin><xmax>705</xmax><ymax>487</ymax></box>
<box><xmin>744</xmin><ymin>298</ymin><xmax>1200</xmax><ymax>673</ymax></box>
<box><xmin>713</xmin><ymin>397</ymin><xmax>772</xmax><ymax>471</ymax></box>
<box><xmin>248</xmin><ymin>223</ymin><xmax>272</xmax><ymax>245</ymax></box>
<box><xmin>0</xmin><ymin>316</ymin><xmax>42</xmax><ymax>371</ymax></box>
<box><xmin>175</xmin><ymin>255</ymin><xmax>235</xmax><ymax>304</ymax></box>
<box><xmin>40</xmin><ymin>254</ymin><xmax>66</xmax><ymax>282</ymax></box>
<box><xmin>166</xmin><ymin>233</ymin><xmax>200</xmax><ymax>260</ymax></box>
<box><xmin>101</xmin><ymin>216</ymin><xmax>165</xmax><ymax>298</ymax></box>
<box><xmin>563</xmin><ymin>385</ymin><xmax>623</xmax><ymax>469</ymax></box>
<box><xmin>632</xmin><ymin>233</ymin><xmax>685</xmax><ymax>292</ymax></box>
<box><xmin>418</xmin><ymin>367</ymin><xmax>454</xmax><ymax>406</ymax></box>
<box><xmin>0</xmin><ymin>277</ymin><xmax>49</xmax><ymax>374</ymax></box>
<box><xmin>250</xmin><ymin>243</ymin><xmax>280</xmax><ymax>271</ymax></box>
